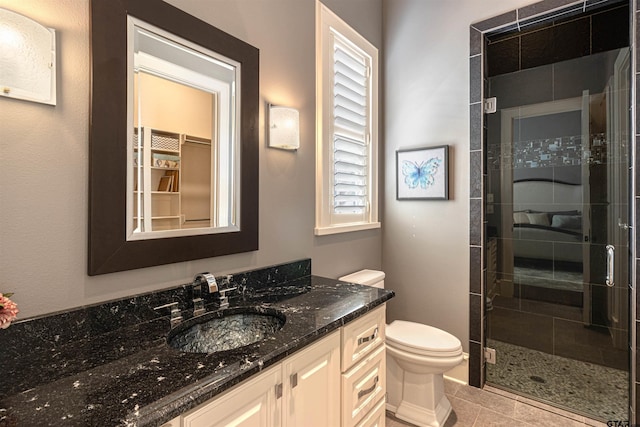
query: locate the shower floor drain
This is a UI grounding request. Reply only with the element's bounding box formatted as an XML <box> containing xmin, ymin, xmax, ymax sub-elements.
<box><xmin>530</xmin><ymin>375</ymin><xmax>546</xmax><ymax>383</ymax></box>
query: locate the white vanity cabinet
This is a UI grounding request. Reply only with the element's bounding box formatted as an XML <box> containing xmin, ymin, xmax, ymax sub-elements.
<box><xmin>282</xmin><ymin>331</ymin><xmax>341</xmax><ymax>426</ymax></box>
<box><xmin>170</xmin><ymin>330</ymin><xmax>340</xmax><ymax>427</ymax></box>
<box><xmin>355</xmin><ymin>398</ymin><xmax>386</xmax><ymax>427</ymax></box>
<box><xmin>341</xmin><ymin>305</ymin><xmax>386</xmax><ymax>427</ymax></box>
<box><xmin>161</xmin><ymin>304</ymin><xmax>387</xmax><ymax>427</ymax></box>
<box><xmin>181</xmin><ymin>364</ymin><xmax>281</xmax><ymax>427</ymax></box>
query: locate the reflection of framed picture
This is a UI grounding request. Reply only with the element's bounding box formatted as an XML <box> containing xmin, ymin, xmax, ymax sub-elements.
<box><xmin>158</xmin><ymin>175</ymin><xmax>173</xmax><ymax>192</ymax></box>
<box><xmin>396</xmin><ymin>145</ymin><xmax>449</xmax><ymax>200</ymax></box>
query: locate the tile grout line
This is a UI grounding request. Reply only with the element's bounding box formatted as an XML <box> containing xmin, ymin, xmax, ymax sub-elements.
<box><xmin>482</xmin><ymin>381</ymin><xmax>601</xmax><ymax>425</ymax></box>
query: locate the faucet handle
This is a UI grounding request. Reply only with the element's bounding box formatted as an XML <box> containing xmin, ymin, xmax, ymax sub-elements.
<box><xmin>195</xmin><ymin>272</ymin><xmax>218</xmax><ymax>293</ymax></box>
<box><xmin>153</xmin><ymin>302</ymin><xmax>183</xmax><ymax>327</ymax></box>
<box><xmin>218</xmin><ymin>288</ymin><xmax>236</xmax><ymax>309</ymax></box>
<box><xmin>192</xmin><ymin>284</ymin><xmax>205</xmax><ymax>317</ymax></box>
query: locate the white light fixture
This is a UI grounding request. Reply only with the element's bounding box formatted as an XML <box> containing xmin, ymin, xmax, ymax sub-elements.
<box><xmin>0</xmin><ymin>8</ymin><xmax>56</xmax><ymax>105</ymax></box>
<box><xmin>269</xmin><ymin>104</ymin><xmax>299</xmax><ymax>150</ymax></box>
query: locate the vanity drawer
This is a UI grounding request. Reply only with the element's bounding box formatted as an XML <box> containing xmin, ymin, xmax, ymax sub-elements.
<box><xmin>341</xmin><ymin>343</ymin><xmax>386</xmax><ymax>427</ymax></box>
<box><xmin>341</xmin><ymin>305</ymin><xmax>385</xmax><ymax>371</ymax></box>
<box><xmin>354</xmin><ymin>397</ymin><xmax>386</xmax><ymax>427</ymax></box>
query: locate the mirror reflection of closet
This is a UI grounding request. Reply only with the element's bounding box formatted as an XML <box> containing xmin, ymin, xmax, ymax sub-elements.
<box><xmin>129</xmin><ymin>17</ymin><xmax>238</xmax><ymax>239</ymax></box>
<box><xmin>182</xmin><ymin>137</ymin><xmax>212</xmax><ymax>229</ymax></box>
<box><xmin>133</xmin><ymin>70</ymin><xmax>214</xmax><ymax>233</ymax></box>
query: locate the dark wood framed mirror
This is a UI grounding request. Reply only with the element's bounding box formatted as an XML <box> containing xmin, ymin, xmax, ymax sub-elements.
<box><xmin>89</xmin><ymin>0</ymin><xmax>259</xmax><ymax>275</ymax></box>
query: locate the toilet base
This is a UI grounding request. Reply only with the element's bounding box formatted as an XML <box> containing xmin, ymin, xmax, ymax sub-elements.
<box><xmin>393</xmin><ymin>372</ymin><xmax>453</xmax><ymax>427</ymax></box>
<box><xmin>395</xmin><ymin>396</ymin><xmax>452</xmax><ymax>427</ymax></box>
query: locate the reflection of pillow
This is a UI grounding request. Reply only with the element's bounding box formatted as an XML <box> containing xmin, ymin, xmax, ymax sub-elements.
<box><xmin>547</xmin><ymin>210</ymin><xmax>580</xmax><ymax>217</ymax></box>
<box><xmin>513</xmin><ymin>212</ymin><xmax>530</xmax><ymax>224</ymax></box>
<box><xmin>551</xmin><ymin>214</ymin><xmax>581</xmax><ymax>229</ymax></box>
<box><xmin>526</xmin><ymin>213</ymin><xmax>550</xmax><ymax>226</ymax></box>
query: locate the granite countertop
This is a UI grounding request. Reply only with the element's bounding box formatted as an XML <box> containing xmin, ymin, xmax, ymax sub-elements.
<box><xmin>0</xmin><ymin>268</ymin><xmax>393</xmax><ymax>427</ymax></box>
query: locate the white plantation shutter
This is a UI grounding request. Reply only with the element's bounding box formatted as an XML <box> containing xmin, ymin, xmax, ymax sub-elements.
<box><xmin>333</xmin><ymin>40</ymin><xmax>369</xmax><ymax>215</ymax></box>
<box><xmin>316</xmin><ymin>2</ymin><xmax>379</xmax><ymax>235</ymax></box>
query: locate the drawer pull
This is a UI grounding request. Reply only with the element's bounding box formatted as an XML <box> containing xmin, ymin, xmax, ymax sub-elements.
<box><xmin>357</xmin><ymin>376</ymin><xmax>379</xmax><ymax>400</ymax></box>
<box><xmin>357</xmin><ymin>327</ymin><xmax>378</xmax><ymax>346</ymax></box>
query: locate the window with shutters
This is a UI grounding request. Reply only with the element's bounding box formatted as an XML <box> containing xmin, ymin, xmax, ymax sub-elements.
<box><xmin>315</xmin><ymin>2</ymin><xmax>379</xmax><ymax>235</ymax></box>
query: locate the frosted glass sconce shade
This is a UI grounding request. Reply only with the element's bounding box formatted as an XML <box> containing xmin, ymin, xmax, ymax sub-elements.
<box><xmin>269</xmin><ymin>105</ymin><xmax>299</xmax><ymax>150</ymax></box>
<box><xmin>0</xmin><ymin>8</ymin><xmax>56</xmax><ymax>105</ymax></box>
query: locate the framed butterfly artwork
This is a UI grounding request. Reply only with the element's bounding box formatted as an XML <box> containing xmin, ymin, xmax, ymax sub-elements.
<box><xmin>396</xmin><ymin>145</ymin><xmax>449</xmax><ymax>200</ymax></box>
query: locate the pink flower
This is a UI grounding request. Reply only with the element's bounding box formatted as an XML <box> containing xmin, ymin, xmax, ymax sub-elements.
<box><xmin>0</xmin><ymin>293</ymin><xmax>18</xmax><ymax>329</ymax></box>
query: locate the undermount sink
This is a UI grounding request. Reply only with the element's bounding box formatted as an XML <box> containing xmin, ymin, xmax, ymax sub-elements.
<box><xmin>167</xmin><ymin>307</ymin><xmax>286</xmax><ymax>354</ymax></box>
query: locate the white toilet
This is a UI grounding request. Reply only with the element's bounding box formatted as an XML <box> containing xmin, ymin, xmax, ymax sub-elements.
<box><xmin>339</xmin><ymin>270</ymin><xmax>463</xmax><ymax>427</ymax></box>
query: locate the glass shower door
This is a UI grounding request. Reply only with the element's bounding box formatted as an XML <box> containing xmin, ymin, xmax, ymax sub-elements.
<box><xmin>484</xmin><ymin>45</ymin><xmax>630</xmax><ymax>421</ymax></box>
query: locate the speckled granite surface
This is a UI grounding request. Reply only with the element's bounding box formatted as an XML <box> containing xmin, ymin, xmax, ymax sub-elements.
<box><xmin>0</xmin><ymin>260</ymin><xmax>394</xmax><ymax>426</ymax></box>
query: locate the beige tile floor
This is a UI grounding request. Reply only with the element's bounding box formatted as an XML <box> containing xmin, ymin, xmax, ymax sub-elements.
<box><xmin>385</xmin><ymin>379</ymin><xmax>613</xmax><ymax>427</ymax></box>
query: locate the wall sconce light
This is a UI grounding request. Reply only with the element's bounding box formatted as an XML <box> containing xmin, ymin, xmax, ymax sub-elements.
<box><xmin>0</xmin><ymin>8</ymin><xmax>56</xmax><ymax>105</ymax></box>
<box><xmin>268</xmin><ymin>104</ymin><xmax>299</xmax><ymax>150</ymax></box>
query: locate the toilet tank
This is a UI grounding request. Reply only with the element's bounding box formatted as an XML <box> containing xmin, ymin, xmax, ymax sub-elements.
<box><xmin>339</xmin><ymin>269</ymin><xmax>385</xmax><ymax>289</ymax></box>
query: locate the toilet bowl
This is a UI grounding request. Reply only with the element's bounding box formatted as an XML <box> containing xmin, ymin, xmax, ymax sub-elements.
<box><xmin>339</xmin><ymin>270</ymin><xmax>463</xmax><ymax>427</ymax></box>
<box><xmin>386</xmin><ymin>320</ymin><xmax>463</xmax><ymax>427</ymax></box>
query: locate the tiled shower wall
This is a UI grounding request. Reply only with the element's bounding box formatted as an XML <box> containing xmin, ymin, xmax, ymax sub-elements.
<box><xmin>468</xmin><ymin>0</ymin><xmax>637</xmax><ymax>421</ymax></box>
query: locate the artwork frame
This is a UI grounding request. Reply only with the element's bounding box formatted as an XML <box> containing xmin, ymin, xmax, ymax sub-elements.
<box><xmin>396</xmin><ymin>145</ymin><xmax>449</xmax><ymax>200</ymax></box>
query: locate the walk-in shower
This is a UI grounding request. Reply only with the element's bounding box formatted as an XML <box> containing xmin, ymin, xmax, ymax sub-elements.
<box><xmin>480</xmin><ymin>1</ymin><xmax>631</xmax><ymax>421</ymax></box>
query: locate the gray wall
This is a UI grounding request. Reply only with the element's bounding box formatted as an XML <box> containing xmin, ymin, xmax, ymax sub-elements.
<box><xmin>382</xmin><ymin>0</ymin><xmax>534</xmax><ymax>352</ymax></box>
<box><xmin>0</xmin><ymin>0</ymin><xmax>382</xmax><ymax>319</ymax></box>
<box><xmin>2</xmin><ymin>0</ymin><xmax>558</xmax><ymax>359</ymax></box>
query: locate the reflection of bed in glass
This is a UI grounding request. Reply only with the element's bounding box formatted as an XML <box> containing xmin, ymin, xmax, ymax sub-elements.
<box><xmin>512</xmin><ymin>179</ymin><xmax>584</xmax><ymax>299</ymax></box>
<box><xmin>513</xmin><ymin>220</ymin><xmax>582</xmax><ymax>262</ymax></box>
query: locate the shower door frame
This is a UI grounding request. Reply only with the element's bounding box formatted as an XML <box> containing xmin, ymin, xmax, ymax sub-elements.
<box><xmin>468</xmin><ymin>0</ymin><xmax>636</xmax><ymax>422</ymax></box>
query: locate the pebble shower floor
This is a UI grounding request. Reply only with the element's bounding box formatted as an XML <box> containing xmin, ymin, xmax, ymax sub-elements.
<box><xmin>485</xmin><ymin>339</ymin><xmax>628</xmax><ymax>422</ymax></box>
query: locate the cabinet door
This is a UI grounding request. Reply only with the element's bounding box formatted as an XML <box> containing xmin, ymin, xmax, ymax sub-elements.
<box><xmin>182</xmin><ymin>365</ymin><xmax>282</xmax><ymax>427</ymax></box>
<box><xmin>282</xmin><ymin>330</ymin><xmax>341</xmax><ymax>427</ymax></box>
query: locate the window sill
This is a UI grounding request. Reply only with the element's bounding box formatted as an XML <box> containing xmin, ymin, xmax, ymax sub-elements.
<box><xmin>314</xmin><ymin>222</ymin><xmax>381</xmax><ymax>236</ymax></box>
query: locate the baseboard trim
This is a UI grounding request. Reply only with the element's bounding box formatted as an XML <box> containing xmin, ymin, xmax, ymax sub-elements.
<box><xmin>443</xmin><ymin>352</ymin><xmax>469</xmax><ymax>385</ymax></box>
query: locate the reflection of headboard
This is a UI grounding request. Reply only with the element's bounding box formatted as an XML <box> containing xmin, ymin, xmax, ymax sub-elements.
<box><xmin>513</xmin><ymin>180</ymin><xmax>582</xmax><ymax>213</ymax></box>
<box><xmin>512</xmin><ymin>179</ymin><xmax>583</xmax><ymax>263</ymax></box>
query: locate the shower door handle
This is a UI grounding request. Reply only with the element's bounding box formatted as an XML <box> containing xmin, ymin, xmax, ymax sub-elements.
<box><xmin>605</xmin><ymin>245</ymin><xmax>615</xmax><ymax>287</ymax></box>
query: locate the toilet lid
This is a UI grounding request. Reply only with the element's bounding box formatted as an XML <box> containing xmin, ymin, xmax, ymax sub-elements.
<box><xmin>386</xmin><ymin>321</ymin><xmax>462</xmax><ymax>354</ymax></box>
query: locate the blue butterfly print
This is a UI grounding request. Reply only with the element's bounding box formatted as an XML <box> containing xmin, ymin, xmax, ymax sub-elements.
<box><xmin>402</xmin><ymin>157</ymin><xmax>442</xmax><ymax>189</ymax></box>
